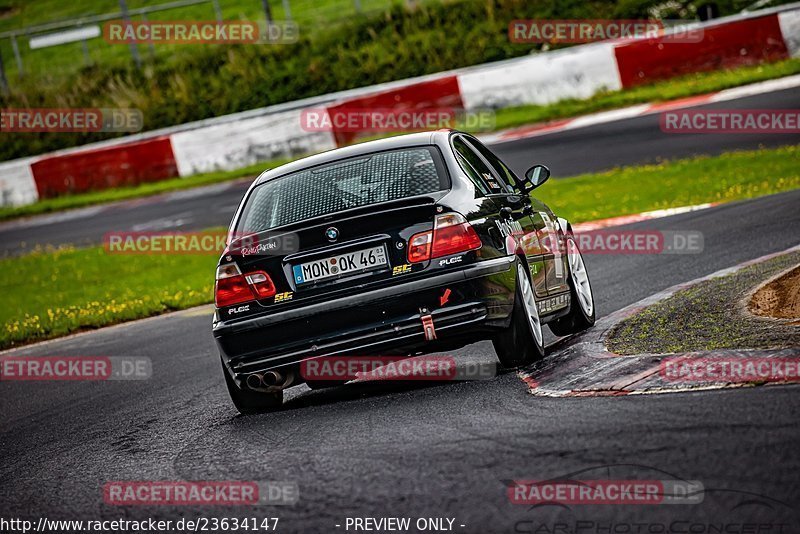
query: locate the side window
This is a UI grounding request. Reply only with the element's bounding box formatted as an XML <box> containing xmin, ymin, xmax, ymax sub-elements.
<box><xmin>454</xmin><ymin>153</ymin><xmax>490</xmax><ymax>196</ymax></box>
<box><xmin>452</xmin><ymin>136</ymin><xmax>505</xmax><ymax>194</ymax></box>
<box><xmin>467</xmin><ymin>138</ymin><xmax>518</xmax><ymax>194</ymax></box>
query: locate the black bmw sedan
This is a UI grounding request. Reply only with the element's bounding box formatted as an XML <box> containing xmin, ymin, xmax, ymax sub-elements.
<box><xmin>213</xmin><ymin>130</ymin><xmax>595</xmax><ymax>413</ymax></box>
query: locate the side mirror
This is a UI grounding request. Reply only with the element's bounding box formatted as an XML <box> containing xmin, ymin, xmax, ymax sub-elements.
<box><xmin>523</xmin><ymin>164</ymin><xmax>550</xmax><ymax>191</ymax></box>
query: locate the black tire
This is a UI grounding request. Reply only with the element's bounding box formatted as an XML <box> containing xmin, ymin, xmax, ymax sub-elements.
<box><xmin>492</xmin><ymin>260</ymin><xmax>546</xmax><ymax>367</ymax></box>
<box><xmin>221</xmin><ymin>358</ymin><xmax>283</xmax><ymax>415</ymax></box>
<box><xmin>305</xmin><ymin>380</ymin><xmax>347</xmax><ymax>390</ymax></box>
<box><xmin>549</xmin><ymin>235</ymin><xmax>595</xmax><ymax>337</ymax></box>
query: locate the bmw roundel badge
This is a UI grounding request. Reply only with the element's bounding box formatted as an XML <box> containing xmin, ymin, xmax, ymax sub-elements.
<box><xmin>325</xmin><ymin>227</ymin><xmax>339</xmax><ymax>241</ymax></box>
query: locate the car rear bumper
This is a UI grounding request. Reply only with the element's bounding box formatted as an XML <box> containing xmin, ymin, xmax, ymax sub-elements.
<box><xmin>213</xmin><ymin>256</ymin><xmax>517</xmax><ymax>381</ymax></box>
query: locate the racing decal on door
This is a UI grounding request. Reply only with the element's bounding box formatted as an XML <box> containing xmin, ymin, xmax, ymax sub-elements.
<box><xmin>494</xmin><ymin>219</ymin><xmax>525</xmax><ymax>238</ymax></box>
<box><xmin>540</xmin><ymin>212</ymin><xmax>564</xmax><ymax>279</ymax></box>
<box><xmin>537</xmin><ymin>293</ymin><xmax>570</xmax><ymax>314</ymax></box>
<box><xmin>481</xmin><ymin>172</ymin><xmax>502</xmax><ymax>192</ymax></box>
<box><xmin>529</xmin><ymin>259</ymin><xmax>548</xmax><ymax>298</ymax></box>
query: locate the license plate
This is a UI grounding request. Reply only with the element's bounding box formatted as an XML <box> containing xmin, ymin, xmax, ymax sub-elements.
<box><xmin>292</xmin><ymin>246</ymin><xmax>388</xmax><ymax>285</ymax></box>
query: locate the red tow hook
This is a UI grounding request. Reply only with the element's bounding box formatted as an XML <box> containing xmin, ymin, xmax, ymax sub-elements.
<box><xmin>421</xmin><ymin>314</ymin><xmax>437</xmax><ymax>341</ymax></box>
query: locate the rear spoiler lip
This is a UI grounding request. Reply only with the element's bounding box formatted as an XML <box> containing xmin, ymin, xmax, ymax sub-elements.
<box><xmin>225</xmin><ymin>191</ymin><xmax>448</xmax><ymax>249</ymax></box>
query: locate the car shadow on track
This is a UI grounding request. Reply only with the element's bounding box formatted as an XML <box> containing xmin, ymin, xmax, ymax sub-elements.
<box><xmin>280</xmin><ymin>364</ymin><xmax>520</xmax><ymax>411</ymax></box>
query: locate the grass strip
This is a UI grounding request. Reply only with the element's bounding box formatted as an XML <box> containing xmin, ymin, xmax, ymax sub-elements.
<box><xmin>534</xmin><ymin>145</ymin><xmax>800</xmax><ymax>223</ymax></box>
<box><xmin>606</xmin><ymin>251</ymin><xmax>800</xmax><ymax>355</ymax></box>
<box><xmin>0</xmin><ymin>245</ymin><xmax>219</xmax><ymax>350</ymax></box>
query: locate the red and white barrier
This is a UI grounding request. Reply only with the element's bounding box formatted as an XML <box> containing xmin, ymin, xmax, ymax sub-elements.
<box><xmin>325</xmin><ymin>76</ymin><xmax>463</xmax><ymax>146</ymax></box>
<box><xmin>1</xmin><ymin>4</ymin><xmax>797</xmax><ymax>207</ymax></box>
<box><xmin>613</xmin><ymin>14</ymin><xmax>790</xmax><ymax>88</ymax></box>
<box><xmin>0</xmin><ymin>158</ymin><xmax>38</xmax><ymax>207</ymax></box>
<box><xmin>170</xmin><ymin>109</ymin><xmax>336</xmax><ymax>177</ymax></box>
<box><xmin>32</xmin><ymin>137</ymin><xmax>177</xmax><ymax>199</ymax></box>
<box><xmin>458</xmin><ymin>42</ymin><xmax>622</xmax><ymax>110</ymax></box>
<box><xmin>779</xmin><ymin>9</ymin><xmax>800</xmax><ymax>56</ymax></box>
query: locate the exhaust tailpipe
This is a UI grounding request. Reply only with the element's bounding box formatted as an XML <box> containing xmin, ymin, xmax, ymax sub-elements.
<box><xmin>246</xmin><ymin>374</ymin><xmax>263</xmax><ymax>389</ymax></box>
<box><xmin>262</xmin><ymin>370</ymin><xmax>284</xmax><ymax>386</ymax></box>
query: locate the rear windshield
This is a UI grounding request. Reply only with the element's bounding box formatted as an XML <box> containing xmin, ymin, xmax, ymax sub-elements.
<box><xmin>236</xmin><ymin>146</ymin><xmax>449</xmax><ymax>233</ymax></box>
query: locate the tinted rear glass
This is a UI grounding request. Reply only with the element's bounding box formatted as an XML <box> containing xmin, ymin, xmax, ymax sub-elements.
<box><xmin>237</xmin><ymin>146</ymin><xmax>449</xmax><ymax>233</ymax></box>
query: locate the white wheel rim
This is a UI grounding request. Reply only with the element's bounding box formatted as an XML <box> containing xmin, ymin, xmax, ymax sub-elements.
<box><xmin>567</xmin><ymin>238</ymin><xmax>594</xmax><ymax>317</ymax></box>
<box><xmin>518</xmin><ymin>264</ymin><xmax>543</xmax><ymax>346</ymax></box>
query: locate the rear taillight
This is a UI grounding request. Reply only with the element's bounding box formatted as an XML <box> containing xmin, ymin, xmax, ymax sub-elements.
<box><xmin>407</xmin><ymin>212</ymin><xmax>481</xmax><ymax>263</ymax></box>
<box><xmin>431</xmin><ymin>212</ymin><xmax>482</xmax><ymax>258</ymax></box>
<box><xmin>245</xmin><ymin>271</ymin><xmax>276</xmax><ymax>299</ymax></box>
<box><xmin>215</xmin><ymin>264</ymin><xmax>276</xmax><ymax>308</ymax></box>
<box><xmin>215</xmin><ymin>273</ymin><xmax>252</xmax><ymax>308</ymax></box>
<box><xmin>408</xmin><ymin>232</ymin><xmax>433</xmax><ymax>263</ymax></box>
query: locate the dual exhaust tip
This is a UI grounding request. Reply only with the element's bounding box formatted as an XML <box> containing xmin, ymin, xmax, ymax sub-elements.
<box><xmin>246</xmin><ymin>370</ymin><xmax>285</xmax><ymax>389</ymax></box>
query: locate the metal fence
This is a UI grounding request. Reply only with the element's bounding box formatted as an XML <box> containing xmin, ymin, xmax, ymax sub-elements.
<box><xmin>0</xmin><ymin>0</ymin><xmax>409</xmax><ymax>95</ymax></box>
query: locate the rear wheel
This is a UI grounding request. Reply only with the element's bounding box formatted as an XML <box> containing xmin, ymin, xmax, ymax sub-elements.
<box><xmin>493</xmin><ymin>261</ymin><xmax>545</xmax><ymax>367</ymax></box>
<box><xmin>221</xmin><ymin>358</ymin><xmax>283</xmax><ymax>415</ymax></box>
<box><xmin>549</xmin><ymin>236</ymin><xmax>595</xmax><ymax>337</ymax></box>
